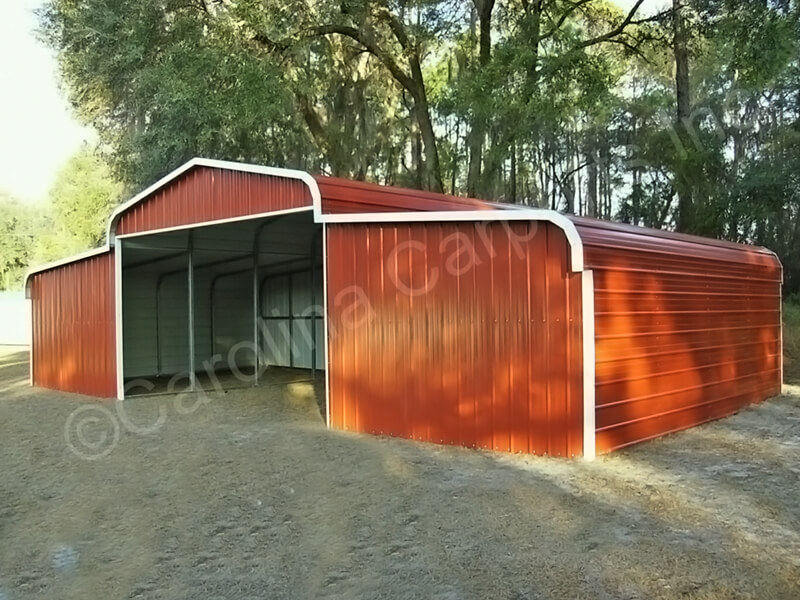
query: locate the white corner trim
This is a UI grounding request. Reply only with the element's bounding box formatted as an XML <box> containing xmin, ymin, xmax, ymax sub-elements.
<box><xmin>106</xmin><ymin>157</ymin><xmax>322</xmax><ymax>245</ymax></box>
<box><xmin>769</xmin><ymin>249</ymin><xmax>785</xmax><ymax>389</ymax></box>
<box><xmin>779</xmin><ymin>296</ymin><xmax>784</xmax><ymax>389</ymax></box>
<box><xmin>115</xmin><ymin>242</ymin><xmax>125</xmax><ymax>400</ymax></box>
<box><xmin>581</xmin><ymin>269</ymin><xmax>596</xmax><ymax>460</ymax></box>
<box><xmin>317</xmin><ymin>210</ymin><xmax>585</xmax><ymax>273</ymax></box>
<box><xmin>322</xmin><ymin>224</ymin><xmax>331</xmax><ymax>428</ymax></box>
<box><xmin>28</xmin><ymin>296</ymin><xmax>33</xmax><ymax>387</ymax></box>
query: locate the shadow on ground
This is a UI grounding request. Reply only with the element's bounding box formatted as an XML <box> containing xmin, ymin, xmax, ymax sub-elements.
<box><xmin>0</xmin><ymin>346</ymin><xmax>798</xmax><ymax>600</ymax></box>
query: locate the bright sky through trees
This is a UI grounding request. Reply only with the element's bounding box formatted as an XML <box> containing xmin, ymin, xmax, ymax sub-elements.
<box><xmin>0</xmin><ymin>0</ymin><xmax>91</xmax><ymax>203</ymax></box>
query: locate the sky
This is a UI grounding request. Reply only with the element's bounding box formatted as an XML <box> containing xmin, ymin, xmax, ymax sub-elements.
<box><xmin>0</xmin><ymin>0</ymin><xmax>668</xmax><ymax>204</ymax></box>
<box><xmin>0</xmin><ymin>0</ymin><xmax>91</xmax><ymax>203</ymax></box>
<box><xmin>617</xmin><ymin>0</ymin><xmax>669</xmax><ymax>12</ymax></box>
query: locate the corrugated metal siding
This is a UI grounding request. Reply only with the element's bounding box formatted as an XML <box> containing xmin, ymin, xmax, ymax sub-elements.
<box><xmin>213</xmin><ymin>271</ymin><xmax>256</xmax><ymax>368</ymax></box>
<box><xmin>260</xmin><ymin>271</ymin><xmax>324</xmax><ymax>370</ymax></box>
<box><xmin>326</xmin><ymin>221</ymin><xmax>584</xmax><ymax>456</ymax></box>
<box><xmin>122</xmin><ymin>268</ymin><xmax>159</xmax><ymax>377</ymax></box>
<box><xmin>116</xmin><ymin>167</ymin><xmax>312</xmax><ymax>236</ymax></box>
<box><xmin>316</xmin><ymin>177</ymin><xmax>499</xmax><ymax>214</ymax></box>
<box><xmin>571</xmin><ymin>218</ymin><xmax>783</xmax><ymax>453</ymax></box>
<box><xmin>30</xmin><ymin>251</ymin><xmax>116</xmax><ymax>398</ymax></box>
<box><xmin>150</xmin><ymin>270</ymin><xmax>216</xmax><ymax>376</ymax></box>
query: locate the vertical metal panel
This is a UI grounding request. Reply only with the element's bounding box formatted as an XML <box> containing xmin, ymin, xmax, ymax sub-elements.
<box><xmin>122</xmin><ymin>268</ymin><xmax>159</xmax><ymax>377</ymax></box>
<box><xmin>212</xmin><ymin>271</ymin><xmax>256</xmax><ymax>367</ymax></box>
<box><xmin>571</xmin><ymin>218</ymin><xmax>783</xmax><ymax>454</ymax></box>
<box><xmin>116</xmin><ymin>167</ymin><xmax>312</xmax><ymax>236</ymax></box>
<box><xmin>259</xmin><ymin>271</ymin><xmax>321</xmax><ymax>369</ymax></box>
<box><xmin>156</xmin><ymin>274</ymin><xmax>191</xmax><ymax>375</ymax></box>
<box><xmin>30</xmin><ymin>251</ymin><xmax>116</xmax><ymax>398</ymax></box>
<box><xmin>326</xmin><ymin>221</ymin><xmax>584</xmax><ymax>456</ymax></box>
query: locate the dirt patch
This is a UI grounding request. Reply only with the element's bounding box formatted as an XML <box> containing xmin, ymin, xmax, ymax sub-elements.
<box><xmin>1</xmin><ymin>346</ymin><xmax>799</xmax><ymax>599</ymax></box>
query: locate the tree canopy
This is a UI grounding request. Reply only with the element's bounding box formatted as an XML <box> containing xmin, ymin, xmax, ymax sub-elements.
<box><xmin>0</xmin><ymin>193</ymin><xmax>37</xmax><ymax>291</ymax></box>
<box><xmin>23</xmin><ymin>0</ymin><xmax>800</xmax><ymax>295</ymax></box>
<box><xmin>0</xmin><ymin>146</ymin><xmax>122</xmax><ymax>291</ymax></box>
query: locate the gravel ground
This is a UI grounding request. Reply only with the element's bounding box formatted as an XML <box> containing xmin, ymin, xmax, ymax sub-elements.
<box><xmin>1</xmin><ymin>345</ymin><xmax>799</xmax><ymax>600</ymax></box>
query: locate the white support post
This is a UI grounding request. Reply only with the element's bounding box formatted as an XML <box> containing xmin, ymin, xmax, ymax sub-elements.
<box><xmin>115</xmin><ymin>240</ymin><xmax>125</xmax><ymax>400</ymax></box>
<box><xmin>322</xmin><ymin>224</ymin><xmax>331</xmax><ymax>428</ymax></box>
<box><xmin>582</xmin><ymin>269</ymin><xmax>596</xmax><ymax>461</ymax></box>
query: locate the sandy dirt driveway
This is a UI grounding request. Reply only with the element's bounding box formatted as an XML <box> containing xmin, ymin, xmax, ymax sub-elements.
<box><xmin>1</xmin><ymin>346</ymin><xmax>799</xmax><ymax>600</ymax></box>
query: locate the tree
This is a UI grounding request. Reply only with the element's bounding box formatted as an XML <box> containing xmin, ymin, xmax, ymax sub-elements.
<box><xmin>37</xmin><ymin>0</ymin><xmax>800</xmax><ymax>295</ymax></box>
<box><xmin>47</xmin><ymin>146</ymin><xmax>124</xmax><ymax>248</ymax></box>
<box><xmin>0</xmin><ymin>194</ymin><xmax>37</xmax><ymax>291</ymax></box>
<box><xmin>672</xmin><ymin>0</ymin><xmax>694</xmax><ymax>232</ymax></box>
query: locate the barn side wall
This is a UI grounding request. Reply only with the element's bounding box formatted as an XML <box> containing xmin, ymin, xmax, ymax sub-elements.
<box><xmin>325</xmin><ymin>221</ymin><xmax>584</xmax><ymax>457</ymax></box>
<box><xmin>574</xmin><ymin>221</ymin><xmax>783</xmax><ymax>453</ymax></box>
<box><xmin>30</xmin><ymin>252</ymin><xmax>116</xmax><ymax>398</ymax></box>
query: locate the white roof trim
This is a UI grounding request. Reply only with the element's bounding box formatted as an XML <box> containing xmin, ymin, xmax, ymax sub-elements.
<box><xmin>25</xmin><ymin>159</ymin><xmax>584</xmax><ymax>288</ymax></box>
<box><xmin>317</xmin><ymin>210</ymin><xmax>585</xmax><ymax>272</ymax></box>
<box><xmin>24</xmin><ymin>245</ymin><xmax>111</xmax><ymax>291</ymax></box>
<box><xmin>105</xmin><ymin>157</ymin><xmax>322</xmax><ymax>245</ymax></box>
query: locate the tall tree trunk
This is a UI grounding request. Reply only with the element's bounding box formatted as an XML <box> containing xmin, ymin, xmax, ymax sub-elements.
<box><xmin>466</xmin><ymin>0</ymin><xmax>495</xmax><ymax>197</ymax></box>
<box><xmin>403</xmin><ymin>50</ymin><xmax>444</xmax><ymax>193</ymax></box>
<box><xmin>451</xmin><ymin>118</ymin><xmax>460</xmax><ymax>194</ymax></box>
<box><xmin>412</xmin><ymin>86</ymin><xmax>443</xmax><ymax>192</ymax></box>
<box><xmin>673</xmin><ymin>0</ymin><xmax>693</xmax><ymax>232</ymax></box>
<box><xmin>587</xmin><ymin>144</ymin><xmax>598</xmax><ymax>218</ymax></box>
<box><xmin>510</xmin><ymin>139</ymin><xmax>517</xmax><ymax>203</ymax></box>
<box><xmin>414</xmin><ymin>127</ymin><xmax>423</xmax><ymax>189</ymax></box>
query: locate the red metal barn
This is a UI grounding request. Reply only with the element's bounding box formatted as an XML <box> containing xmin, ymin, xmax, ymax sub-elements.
<box><xmin>25</xmin><ymin>159</ymin><xmax>783</xmax><ymax>458</ymax></box>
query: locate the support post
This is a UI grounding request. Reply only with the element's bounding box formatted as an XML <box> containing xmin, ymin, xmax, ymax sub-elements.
<box><xmin>310</xmin><ymin>228</ymin><xmax>321</xmax><ymax>380</ymax></box>
<box><xmin>188</xmin><ymin>231</ymin><xmax>196</xmax><ymax>391</ymax></box>
<box><xmin>288</xmin><ymin>273</ymin><xmax>294</xmax><ymax>368</ymax></box>
<box><xmin>155</xmin><ymin>280</ymin><xmax>161</xmax><ymax>376</ymax></box>
<box><xmin>253</xmin><ymin>235</ymin><xmax>260</xmax><ymax>387</ymax></box>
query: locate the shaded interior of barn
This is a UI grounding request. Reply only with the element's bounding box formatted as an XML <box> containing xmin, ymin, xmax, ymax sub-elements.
<box><xmin>119</xmin><ymin>210</ymin><xmax>324</xmax><ymax>397</ymax></box>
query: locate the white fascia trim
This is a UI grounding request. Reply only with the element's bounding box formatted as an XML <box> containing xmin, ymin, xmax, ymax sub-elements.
<box><xmin>115</xmin><ymin>240</ymin><xmax>125</xmax><ymax>400</ymax></box>
<box><xmin>114</xmin><ymin>206</ymin><xmax>314</xmax><ymax>240</ymax></box>
<box><xmin>317</xmin><ymin>210</ymin><xmax>585</xmax><ymax>272</ymax></box>
<box><xmin>24</xmin><ymin>245</ymin><xmax>112</xmax><ymax>292</ymax></box>
<box><xmin>106</xmin><ymin>157</ymin><xmax>322</xmax><ymax>245</ymax></box>
<box><xmin>581</xmin><ymin>270</ymin><xmax>596</xmax><ymax>461</ymax></box>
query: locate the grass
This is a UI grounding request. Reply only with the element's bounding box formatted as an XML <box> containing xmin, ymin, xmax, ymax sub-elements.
<box><xmin>784</xmin><ymin>301</ymin><xmax>800</xmax><ymax>384</ymax></box>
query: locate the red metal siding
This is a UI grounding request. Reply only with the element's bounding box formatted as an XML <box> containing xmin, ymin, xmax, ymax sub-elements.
<box><xmin>315</xmin><ymin>176</ymin><xmax>499</xmax><ymax>214</ymax></box>
<box><xmin>30</xmin><ymin>251</ymin><xmax>116</xmax><ymax>398</ymax></box>
<box><xmin>326</xmin><ymin>221</ymin><xmax>584</xmax><ymax>456</ymax></box>
<box><xmin>571</xmin><ymin>218</ymin><xmax>783</xmax><ymax>453</ymax></box>
<box><xmin>116</xmin><ymin>167</ymin><xmax>312</xmax><ymax>236</ymax></box>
